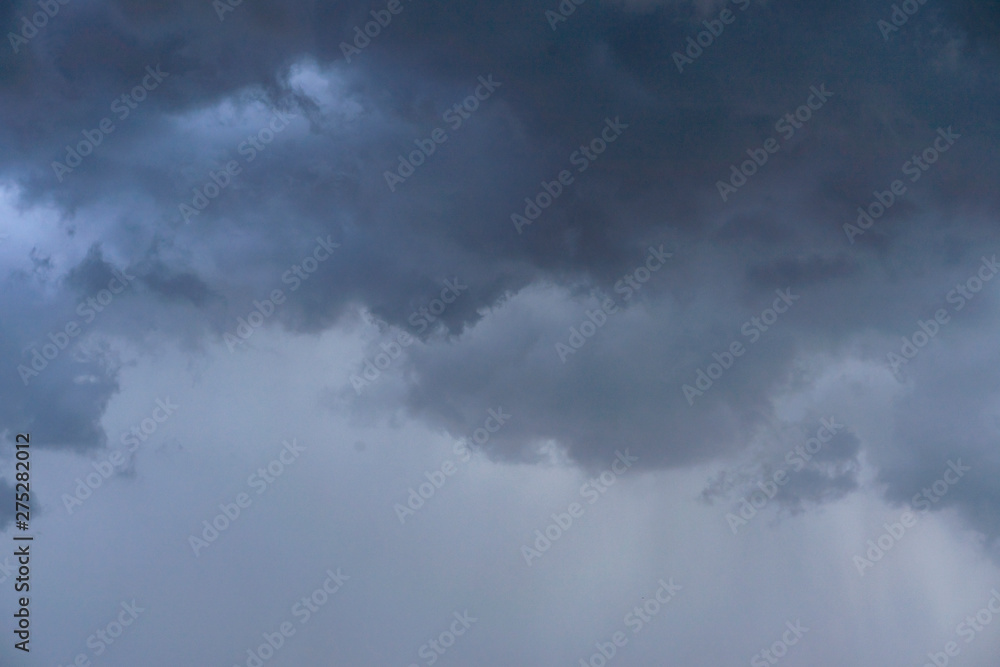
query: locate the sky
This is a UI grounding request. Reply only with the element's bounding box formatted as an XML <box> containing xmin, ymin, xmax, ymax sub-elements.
<box><xmin>2</xmin><ymin>0</ymin><xmax>1000</xmax><ymax>665</ymax></box>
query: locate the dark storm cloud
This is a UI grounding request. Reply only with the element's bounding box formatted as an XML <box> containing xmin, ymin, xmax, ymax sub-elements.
<box><xmin>700</xmin><ymin>417</ymin><xmax>863</xmax><ymax>515</ymax></box>
<box><xmin>138</xmin><ymin>262</ymin><xmax>215</xmax><ymax>306</ymax></box>
<box><xmin>0</xmin><ymin>246</ymin><xmax>127</xmax><ymax>451</ymax></box>
<box><xmin>869</xmin><ymin>330</ymin><xmax>1000</xmax><ymax>556</ymax></box>
<box><xmin>2</xmin><ymin>0</ymin><xmax>1000</xmax><ymax>544</ymax></box>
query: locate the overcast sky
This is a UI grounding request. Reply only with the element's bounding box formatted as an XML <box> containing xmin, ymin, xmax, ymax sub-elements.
<box><xmin>2</xmin><ymin>0</ymin><xmax>1000</xmax><ymax>665</ymax></box>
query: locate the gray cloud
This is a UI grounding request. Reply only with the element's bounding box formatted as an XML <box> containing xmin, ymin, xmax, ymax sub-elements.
<box><xmin>2</xmin><ymin>8</ymin><xmax>1000</xmax><ymax>661</ymax></box>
